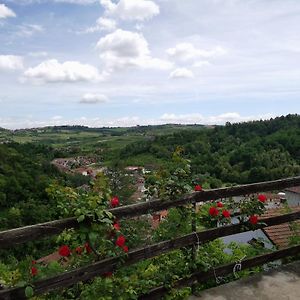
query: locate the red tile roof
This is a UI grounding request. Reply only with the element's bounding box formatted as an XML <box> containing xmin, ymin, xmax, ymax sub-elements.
<box><xmin>260</xmin><ymin>206</ymin><xmax>300</xmax><ymax>249</ymax></box>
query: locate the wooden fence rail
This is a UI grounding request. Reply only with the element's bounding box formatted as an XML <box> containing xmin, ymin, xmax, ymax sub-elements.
<box><xmin>1</xmin><ymin>210</ymin><xmax>300</xmax><ymax>299</ymax></box>
<box><xmin>141</xmin><ymin>244</ymin><xmax>300</xmax><ymax>300</ymax></box>
<box><xmin>1</xmin><ymin>176</ymin><xmax>300</xmax><ymax>248</ymax></box>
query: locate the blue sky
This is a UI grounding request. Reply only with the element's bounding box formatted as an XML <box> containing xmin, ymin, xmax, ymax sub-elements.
<box><xmin>0</xmin><ymin>0</ymin><xmax>300</xmax><ymax>129</ymax></box>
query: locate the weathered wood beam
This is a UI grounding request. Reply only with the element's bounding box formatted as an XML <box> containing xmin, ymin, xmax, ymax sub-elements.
<box><xmin>1</xmin><ymin>210</ymin><xmax>300</xmax><ymax>299</ymax></box>
<box><xmin>1</xmin><ymin>176</ymin><xmax>299</xmax><ymax>248</ymax></box>
<box><xmin>140</xmin><ymin>244</ymin><xmax>300</xmax><ymax>299</ymax></box>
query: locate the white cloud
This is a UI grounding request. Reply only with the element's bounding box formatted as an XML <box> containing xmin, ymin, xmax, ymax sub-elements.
<box><xmin>167</xmin><ymin>43</ymin><xmax>226</xmax><ymax>62</ymax></box>
<box><xmin>80</xmin><ymin>93</ymin><xmax>109</xmax><ymax>104</ymax></box>
<box><xmin>17</xmin><ymin>24</ymin><xmax>44</xmax><ymax>37</ymax></box>
<box><xmin>54</xmin><ymin>0</ymin><xmax>97</xmax><ymax>4</ymax></box>
<box><xmin>0</xmin><ymin>55</ymin><xmax>24</xmax><ymax>71</ymax></box>
<box><xmin>52</xmin><ymin>115</ymin><xmax>63</xmax><ymax>120</ymax></box>
<box><xmin>192</xmin><ymin>61</ymin><xmax>211</xmax><ymax>68</ymax></box>
<box><xmin>0</xmin><ymin>4</ymin><xmax>16</xmax><ymax>19</ymax></box>
<box><xmin>100</xmin><ymin>0</ymin><xmax>159</xmax><ymax>21</ymax></box>
<box><xmin>0</xmin><ymin>113</ymin><xmax>276</xmax><ymax>129</ymax></box>
<box><xmin>96</xmin><ymin>29</ymin><xmax>172</xmax><ymax>70</ymax></box>
<box><xmin>169</xmin><ymin>68</ymin><xmax>194</xmax><ymax>79</ymax></box>
<box><xmin>23</xmin><ymin>59</ymin><xmax>107</xmax><ymax>83</ymax></box>
<box><xmin>6</xmin><ymin>0</ymin><xmax>97</xmax><ymax>3</ymax></box>
<box><xmin>160</xmin><ymin>112</ymin><xmax>274</xmax><ymax>125</ymax></box>
<box><xmin>28</xmin><ymin>51</ymin><xmax>48</xmax><ymax>57</ymax></box>
<box><xmin>85</xmin><ymin>17</ymin><xmax>116</xmax><ymax>33</ymax></box>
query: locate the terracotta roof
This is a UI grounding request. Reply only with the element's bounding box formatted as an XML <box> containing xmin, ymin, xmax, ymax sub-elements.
<box><xmin>35</xmin><ymin>250</ymin><xmax>72</xmax><ymax>268</ymax></box>
<box><xmin>261</xmin><ymin>207</ymin><xmax>300</xmax><ymax>249</ymax></box>
<box><xmin>263</xmin><ymin>192</ymin><xmax>282</xmax><ymax>200</ymax></box>
<box><xmin>285</xmin><ymin>186</ymin><xmax>300</xmax><ymax>195</ymax></box>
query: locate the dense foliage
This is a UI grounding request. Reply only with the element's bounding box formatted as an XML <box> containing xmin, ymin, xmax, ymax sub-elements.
<box><xmin>118</xmin><ymin>114</ymin><xmax>300</xmax><ymax>184</ymax></box>
<box><xmin>0</xmin><ymin>115</ymin><xmax>300</xmax><ymax>299</ymax></box>
<box><xmin>0</xmin><ymin>143</ymin><xmax>90</xmax><ymax>229</ymax></box>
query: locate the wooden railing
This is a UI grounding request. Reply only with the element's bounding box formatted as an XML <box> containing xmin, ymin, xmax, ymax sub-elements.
<box><xmin>1</xmin><ymin>176</ymin><xmax>300</xmax><ymax>299</ymax></box>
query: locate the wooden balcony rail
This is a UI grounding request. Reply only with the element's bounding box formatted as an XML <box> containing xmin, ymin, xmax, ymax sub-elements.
<box><xmin>1</xmin><ymin>210</ymin><xmax>300</xmax><ymax>299</ymax></box>
<box><xmin>141</xmin><ymin>244</ymin><xmax>300</xmax><ymax>300</ymax></box>
<box><xmin>1</xmin><ymin>176</ymin><xmax>300</xmax><ymax>248</ymax></box>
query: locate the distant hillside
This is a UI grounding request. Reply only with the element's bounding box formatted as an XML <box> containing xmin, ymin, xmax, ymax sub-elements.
<box><xmin>0</xmin><ymin>124</ymin><xmax>207</xmax><ymax>150</ymax></box>
<box><xmin>118</xmin><ymin>114</ymin><xmax>300</xmax><ymax>185</ymax></box>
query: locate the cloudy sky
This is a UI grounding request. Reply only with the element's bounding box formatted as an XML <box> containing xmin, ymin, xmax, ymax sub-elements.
<box><xmin>0</xmin><ymin>0</ymin><xmax>299</xmax><ymax>129</ymax></box>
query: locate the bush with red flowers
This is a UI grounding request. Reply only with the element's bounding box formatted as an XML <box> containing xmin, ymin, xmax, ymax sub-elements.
<box><xmin>209</xmin><ymin>206</ymin><xmax>219</xmax><ymax>217</ymax></box>
<box><xmin>75</xmin><ymin>246</ymin><xmax>83</xmax><ymax>255</ymax></box>
<box><xmin>113</xmin><ymin>222</ymin><xmax>121</xmax><ymax>231</ymax></box>
<box><xmin>84</xmin><ymin>243</ymin><xmax>92</xmax><ymax>254</ymax></box>
<box><xmin>222</xmin><ymin>210</ymin><xmax>230</xmax><ymax>218</ymax></box>
<box><xmin>58</xmin><ymin>245</ymin><xmax>71</xmax><ymax>257</ymax></box>
<box><xmin>122</xmin><ymin>245</ymin><xmax>129</xmax><ymax>253</ymax></box>
<box><xmin>31</xmin><ymin>267</ymin><xmax>38</xmax><ymax>276</ymax></box>
<box><xmin>194</xmin><ymin>184</ymin><xmax>202</xmax><ymax>191</ymax></box>
<box><xmin>258</xmin><ymin>194</ymin><xmax>267</xmax><ymax>203</ymax></box>
<box><xmin>249</xmin><ymin>215</ymin><xmax>258</xmax><ymax>225</ymax></box>
<box><xmin>116</xmin><ymin>235</ymin><xmax>126</xmax><ymax>247</ymax></box>
<box><xmin>110</xmin><ymin>196</ymin><xmax>120</xmax><ymax>208</ymax></box>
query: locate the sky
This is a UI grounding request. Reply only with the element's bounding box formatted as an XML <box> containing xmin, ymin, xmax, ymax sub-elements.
<box><xmin>0</xmin><ymin>0</ymin><xmax>300</xmax><ymax>129</ymax></box>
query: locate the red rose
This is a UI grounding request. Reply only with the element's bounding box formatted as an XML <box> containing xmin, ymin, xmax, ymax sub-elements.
<box><xmin>194</xmin><ymin>185</ymin><xmax>202</xmax><ymax>191</ymax></box>
<box><xmin>113</xmin><ymin>222</ymin><xmax>121</xmax><ymax>231</ymax></box>
<box><xmin>222</xmin><ymin>210</ymin><xmax>230</xmax><ymax>218</ymax></box>
<box><xmin>122</xmin><ymin>245</ymin><xmax>129</xmax><ymax>253</ymax></box>
<box><xmin>217</xmin><ymin>202</ymin><xmax>223</xmax><ymax>208</ymax></box>
<box><xmin>258</xmin><ymin>194</ymin><xmax>267</xmax><ymax>203</ymax></box>
<box><xmin>110</xmin><ymin>196</ymin><xmax>120</xmax><ymax>208</ymax></box>
<box><xmin>116</xmin><ymin>235</ymin><xmax>126</xmax><ymax>247</ymax></box>
<box><xmin>31</xmin><ymin>267</ymin><xmax>38</xmax><ymax>276</ymax></box>
<box><xmin>75</xmin><ymin>246</ymin><xmax>82</xmax><ymax>255</ymax></box>
<box><xmin>103</xmin><ymin>272</ymin><xmax>113</xmax><ymax>277</ymax></box>
<box><xmin>85</xmin><ymin>242</ymin><xmax>92</xmax><ymax>254</ymax></box>
<box><xmin>58</xmin><ymin>245</ymin><xmax>71</xmax><ymax>257</ymax></box>
<box><xmin>249</xmin><ymin>215</ymin><xmax>258</xmax><ymax>225</ymax></box>
<box><xmin>209</xmin><ymin>207</ymin><xmax>219</xmax><ymax>217</ymax></box>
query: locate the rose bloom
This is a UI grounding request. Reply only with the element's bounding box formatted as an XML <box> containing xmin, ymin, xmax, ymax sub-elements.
<box><xmin>194</xmin><ymin>185</ymin><xmax>202</xmax><ymax>191</ymax></box>
<box><xmin>217</xmin><ymin>202</ymin><xmax>223</xmax><ymax>208</ymax></box>
<box><xmin>258</xmin><ymin>194</ymin><xmax>267</xmax><ymax>203</ymax></box>
<box><xmin>116</xmin><ymin>235</ymin><xmax>126</xmax><ymax>247</ymax></box>
<box><xmin>209</xmin><ymin>206</ymin><xmax>219</xmax><ymax>217</ymax></box>
<box><xmin>103</xmin><ymin>272</ymin><xmax>113</xmax><ymax>278</ymax></box>
<box><xmin>113</xmin><ymin>222</ymin><xmax>121</xmax><ymax>231</ymax></box>
<box><xmin>110</xmin><ymin>196</ymin><xmax>120</xmax><ymax>208</ymax></box>
<box><xmin>85</xmin><ymin>242</ymin><xmax>92</xmax><ymax>254</ymax></box>
<box><xmin>75</xmin><ymin>246</ymin><xmax>83</xmax><ymax>255</ymax></box>
<box><xmin>222</xmin><ymin>210</ymin><xmax>230</xmax><ymax>218</ymax></box>
<box><xmin>31</xmin><ymin>267</ymin><xmax>38</xmax><ymax>276</ymax></box>
<box><xmin>122</xmin><ymin>245</ymin><xmax>129</xmax><ymax>253</ymax></box>
<box><xmin>58</xmin><ymin>245</ymin><xmax>71</xmax><ymax>257</ymax></box>
<box><xmin>249</xmin><ymin>215</ymin><xmax>258</xmax><ymax>225</ymax></box>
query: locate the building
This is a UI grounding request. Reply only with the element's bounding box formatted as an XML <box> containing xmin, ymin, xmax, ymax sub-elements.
<box><xmin>261</xmin><ymin>206</ymin><xmax>300</xmax><ymax>249</ymax></box>
<box><xmin>285</xmin><ymin>186</ymin><xmax>300</xmax><ymax>207</ymax></box>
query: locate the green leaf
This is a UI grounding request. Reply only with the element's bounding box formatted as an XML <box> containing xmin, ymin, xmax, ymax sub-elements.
<box><xmin>77</xmin><ymin>215</ymin><xmax>85</xmax><ymax>222</ymax></box>
<box><xmin>88</xmin><ymin>232</ymin><xmax>98</xmax><ymax>244</ymax></box>
<box><xmin>25</xmin><ymin>286</ymin><xmax>34</xmax><ymax>298</ymax></box>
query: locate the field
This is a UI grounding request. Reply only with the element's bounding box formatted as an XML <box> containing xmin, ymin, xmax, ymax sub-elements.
<box><xmin>0</xmin><ymin>124</ymin><xmax>207</xmax><ymax>153</ymax></box>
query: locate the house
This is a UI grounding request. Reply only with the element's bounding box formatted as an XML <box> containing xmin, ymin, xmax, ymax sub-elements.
<box><xmin>125</xmin><ymin>166</ymin><xmax>143</xmax><ymax>173</ymax></box>
<box><xmin>261</xmin><ymin>206</ymin><xmax>300</xmax><ymax>249</ymax></box>
<box><xmin>151</xmin><ymin>210</ymin><xmax>168</xmax><ymax>229</ymax></box>
<box><xmin>36</xmin><ymin>251</ymin><xmax>69</xmax><ymax>266</ymax></box>
<box><xmin>221</xmin><ymin>193</ymin><xmax>284</xmax><ymax>249</ymax></box>
<box><xmin>285</xmin><ymin>186</ymin><xmax>300</xmax><ymax>207</ymax></box>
